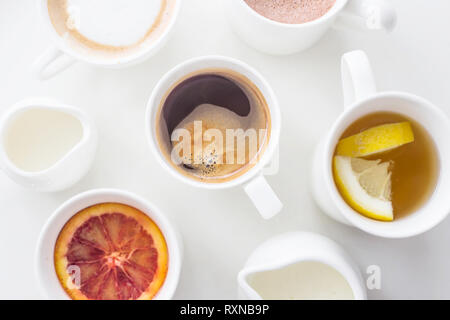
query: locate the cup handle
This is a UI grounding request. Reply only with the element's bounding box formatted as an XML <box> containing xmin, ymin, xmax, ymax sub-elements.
<box><xmin>335</xmin><ymin>0</ymin><xmax>397</xmax><ymax>33</ymax></box>
<box><xmin>341</xmin><ymin>50</ymin><xmax>377</xmax><ymax>109</ymax></box>
<box><xmin>244</xmin><ymin>175</ymin><xmax>283</xmax><ymax>219</ymax></box>
<box><xmin>32</xmin><ymin>46</ymin><xmax>76</xmax><ymax>80</ymax></box>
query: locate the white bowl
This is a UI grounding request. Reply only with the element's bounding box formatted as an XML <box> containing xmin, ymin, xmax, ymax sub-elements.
<box><xmin>35</xmin><ymin>188</ymin><xmax>183</xmax><ymax>299</ymax></box>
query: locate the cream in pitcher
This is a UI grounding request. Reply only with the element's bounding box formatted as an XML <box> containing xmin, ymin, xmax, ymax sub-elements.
<box><xmin>4</xmin><ymin>108</ymin><xmax>83</xmax><ymax>172</ymax></box>
<box><xmin>0</xmin><ymin>99</ymin><xmax>97</xmax><ymax>192</ymax></box>
<box><xmin>238</xmin><ymin>232</ymin><xmax>366</xmax><ymax>300</ymax></box>
<box><xmin>247</xmin><ymin>261</ymin><xmax>354</xmax><ymax>300</ymax></box>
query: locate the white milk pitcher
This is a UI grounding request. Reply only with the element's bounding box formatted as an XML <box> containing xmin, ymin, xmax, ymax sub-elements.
<box><xmin>238</xmin><ymin>232</ymin><xmax>366</xmax><ymax>300</ymax></box>
<box><xmin>0</xmin><ymin>98</ymin><xmax>98</xmax><ymax>192</ymax></box>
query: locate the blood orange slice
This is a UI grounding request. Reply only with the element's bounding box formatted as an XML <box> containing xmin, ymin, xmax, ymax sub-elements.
<box><xmin>54</xmin><ymin>203</ymin><xmax>168</xmax><ymax>300</ymax></box>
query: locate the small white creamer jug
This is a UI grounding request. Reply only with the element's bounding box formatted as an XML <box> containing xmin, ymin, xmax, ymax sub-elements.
<box><xmin>0</xmin><ymin>98</ymin><xmax>98</xmax><ymax>192</ymax></box>
<box><xmin>238</xmin><ymin>232</ymin><xmax>366</xmax><ymax>300</ymax></box>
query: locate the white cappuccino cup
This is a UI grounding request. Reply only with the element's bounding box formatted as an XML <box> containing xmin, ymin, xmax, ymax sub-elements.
<box><xmin>33</xmin><ymin>0</ymin><xmax>181</xmax><ymax>80</ymax></box>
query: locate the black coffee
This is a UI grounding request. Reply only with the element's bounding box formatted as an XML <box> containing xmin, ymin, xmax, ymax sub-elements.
<box><xmin>162</xmin><ymin>74</ymin><xmax>251</xmax><ymax>134</ymax></box>
<box><xmin>155</xmin><ymin>69</ymin><xmax>270</xmax><ymax>183</ymax></box>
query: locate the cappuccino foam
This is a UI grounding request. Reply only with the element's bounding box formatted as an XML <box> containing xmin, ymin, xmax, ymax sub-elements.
<box><xmin>47</xmin><ymin>0</ymin><xmax>176</xmax><ymax>59</ymax></box>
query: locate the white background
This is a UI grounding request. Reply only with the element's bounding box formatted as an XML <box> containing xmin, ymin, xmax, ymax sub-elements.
<box><xmin>1</xmin><ymin>0</ymin><xmax>450</xmax><ymax>299</ymax></box>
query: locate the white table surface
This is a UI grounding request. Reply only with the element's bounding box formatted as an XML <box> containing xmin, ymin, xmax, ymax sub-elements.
<box><xmin>1</xmin><ymin>0</ymin><xmax>450</xmax><ymax>300</ymax></box>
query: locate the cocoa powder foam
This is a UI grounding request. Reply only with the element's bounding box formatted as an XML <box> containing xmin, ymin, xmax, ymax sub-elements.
<box><xmin>244</xmin><ymin>0</ymin><xmax>336</xmax><ymax>24</ymax></box>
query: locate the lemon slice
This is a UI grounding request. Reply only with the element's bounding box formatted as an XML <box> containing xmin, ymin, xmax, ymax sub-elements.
<box><xmin>336</xmin><ymin>122</ymin><xmax>414</xmax><ymax>157</ymax></box>
<box><xmin>333</xmin><ymin>156</ymin><xmax>393</xmax><ymax>221</ymax></box>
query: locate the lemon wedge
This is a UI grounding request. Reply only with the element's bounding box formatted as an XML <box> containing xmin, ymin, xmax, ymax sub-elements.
<box><xmin>336</xmin><ymin>122</ymin><xmax>414</xmax><ymax>157</ymax></box>
<box><xmin>333</xmin><ymin>156</ymin><xmax>393</xmax><ymax>221</ymax></box>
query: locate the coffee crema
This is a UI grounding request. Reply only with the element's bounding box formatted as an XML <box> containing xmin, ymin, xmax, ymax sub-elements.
<box><xmin>47</xmin><ymin>0</ymin><xmax>177</xmax><ymax>59</ymax></box>
<box><xmin>155</xmin><ymin>69</ymin><xmax>271</xmax><ymax>183</ymax></box>
<box><xmin>244</xmin><ymin>0</ymin><xmax>336</xmax><ymax>24</ymax></box>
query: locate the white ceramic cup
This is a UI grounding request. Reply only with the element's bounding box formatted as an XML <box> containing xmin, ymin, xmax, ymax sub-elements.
<box><xmin>33</xmin><ymin>0</ymin><xmax>181</xmax><ymax>80</ymax></box>
<box><xmin>312</xmin><ymin>50</ymin><xmax>450</xmax><ymax>238</ymax></box>
<box><xmin>238</xmin><ymin>232</ymin><xmax>366</xmax><ymax>300</ymax></box>
<box><xmin>224</xmin><ymin>0</ymin><xmax>396</xmax><ymax>55</ymax></box>
<box><xmin>145</xmin><ymin>55</ymin><xmax>282</xmax><ymax>219</ymax></box>
<box><xmin>36</xmin><ymin>188</ymin><xmax>183</xmax><ymax>299</ymax></box>
<box><xmin>0</xmin><ymin>98</ymin><xmax>97</xmax><ymax>192</ymax></box>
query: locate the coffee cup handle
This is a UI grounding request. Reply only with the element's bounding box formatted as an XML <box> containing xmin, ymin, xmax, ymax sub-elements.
<box><xmin>335</xmin><ymin>0</ymin><xmax>397</xmax><ymax>33</ymax></box>
<box><xmin>244</xmin><ymin>175</ymin><xmax>283</xmax><ymax>219</ymax></box>
<box><xmin>341</xmin><ymin>50</ymin><xmax>377</xmax><ymax>108</ymax></box>
<box><xmin>32</xmin><ymin>47</ymin><xmax>76</xmax><ymax>80</ymax></box>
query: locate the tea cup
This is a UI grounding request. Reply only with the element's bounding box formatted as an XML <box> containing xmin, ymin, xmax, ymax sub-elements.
<box><xmin>311</xmin><ymin>50</ymin><xmax>450</xmax><ymax>238</ymax></box>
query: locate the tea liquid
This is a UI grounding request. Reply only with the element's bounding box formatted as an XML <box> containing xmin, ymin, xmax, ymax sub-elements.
<box><xmin>335</xmin><ymin>111</ymin><xmax>439</xmax><ymax>219</ymax></box>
